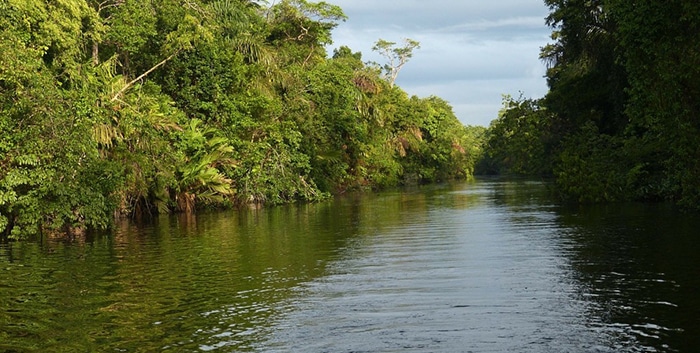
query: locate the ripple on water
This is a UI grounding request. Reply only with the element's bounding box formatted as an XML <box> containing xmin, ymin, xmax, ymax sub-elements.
<box><xmin>258</xmin><ymin>198</ymin><xmax>590</xmax><ymax>351</ymax></box>
<box><xmin>257</xmin><ymin>182</ymin><xmax>695</xmax><ymax>352</ymax></box>
<box><xmin>1</xmin><ymin>180</ymin><xmax>697</xmax><ymax>352</ymax></box>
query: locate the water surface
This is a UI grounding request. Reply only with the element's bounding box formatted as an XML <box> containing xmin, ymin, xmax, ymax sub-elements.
<box><xmin>1</xmin><ymin>179</ymin><xmax>699</xmax><ymax>352</ymax></box>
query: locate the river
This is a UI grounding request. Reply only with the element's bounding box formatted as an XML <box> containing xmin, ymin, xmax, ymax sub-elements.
<box><xmin>1</xmin><ymin>179</ymin><xmax>699</xmax><ymax>352</ymax></box>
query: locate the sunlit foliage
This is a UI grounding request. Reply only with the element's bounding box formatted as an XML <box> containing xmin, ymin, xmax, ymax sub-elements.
<box><xmin>0</xmin><ymin>0</ymin><xmax>479</xmax><ymax>239</ymax></box>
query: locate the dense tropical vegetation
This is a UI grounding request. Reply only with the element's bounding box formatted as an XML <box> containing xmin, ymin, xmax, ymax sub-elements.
<box><xmin>8</xmin><ymin>0</ymin><xmax>695</xmax><ymax>239</ymax></box>
<box><xmin>0</xmin><ymin>0</ymin><xmax>484</xmax><ymax>239</ymax></box>
<box><xmin>481</xmin><ymin>0</ymin><xmax>700</xmax><ymax>208</ymax></box>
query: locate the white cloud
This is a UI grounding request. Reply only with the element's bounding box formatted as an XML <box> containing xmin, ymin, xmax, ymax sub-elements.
<box><xmin>432</xmin><ymin>16</ymin><xmax>547</xmax><ymax>35</ymax></box>
<box><xmin>325</xmin><ymin>0</ymin><xmax>553</xmax><ymax>126</ymax></box>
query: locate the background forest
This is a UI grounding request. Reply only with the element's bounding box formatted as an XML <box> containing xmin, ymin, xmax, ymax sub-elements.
<box><xmin>480</xmin><ymin>0</ymin><xmax>700</xmax><ymax>208</ymax></box>
<box><xmin>0</xmin><ymin>0</ymin><xmax>484</xmax><ymax>239</ymax></box>
<box><xmin>4</xmin><ymin>0</ymin><xmax>698</xmax><ymax>240</ymax></box>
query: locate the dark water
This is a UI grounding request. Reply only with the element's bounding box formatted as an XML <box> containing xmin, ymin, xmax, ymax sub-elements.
<box><xmin>1</xmin><ymin>179</ymin><xmax>699</xmax><ymax>352</ymax></box>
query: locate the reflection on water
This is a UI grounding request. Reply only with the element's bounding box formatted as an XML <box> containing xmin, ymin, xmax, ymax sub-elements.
<box><xmin>559</xmin><ymin>202</ymin><xmax>700</xmax><ymax>352</ymax></box>
<box><xmin>0</xmin><ymin>203</ymin><xmax>359</xmax><ymax>352</ymax></box>
<box><xmin>261</xmin><ymin>181</ymin><xmax>585</xmax><ymax>352</ymax></box>
<box><xmin>1</xmin><ymin>179</ymin><xmax>699</xmax><ymax>352</ymax></box>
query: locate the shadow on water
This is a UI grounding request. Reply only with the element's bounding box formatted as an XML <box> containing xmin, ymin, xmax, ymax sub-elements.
<box><xmin>486</xmin><ymin>178</ymin><xmax>700</xmax><ymax>352</ymax></box>
<box><xmin>556</xmin><ymin>202</ymin><xmax>700</xmax><ymax>352</ymax></box>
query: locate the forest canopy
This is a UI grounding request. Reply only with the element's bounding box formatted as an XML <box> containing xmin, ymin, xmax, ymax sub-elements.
<box><xmin>0</xmin><ymin>0</ymin><xmax>484</xmax><ymax>239</ymax></box>
<box><xmin>480</xmin><ymin>0</ymin><xmax>700</xmax><ymax>208</ymax></box>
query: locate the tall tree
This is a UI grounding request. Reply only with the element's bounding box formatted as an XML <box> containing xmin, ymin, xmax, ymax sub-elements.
<box><xmin>0</xmin><ymin>0</ymin><xmax>118</xmax><ymax>237</ymax></box>
<box><xmin>266</xmin><ymin>0</ymin><xmax>346</xmax><ymax>66</ymax></box>
<box><xmin>609</xmin><ymin>0</ymin><xmax>700</xmax><ymax>205</ymax></box>
<box><xmin>0</xmin><ymin>0</ymin><xmax>482</xmax><ymax>239</ymax></box>
<box><xmin>372</xmin><ymin>38</ymin><xmax>420</xmax><ymax>87</ymax></box>
<box><xmin>540</xmin><ymin>0</ymin><xmax>627</xmax><ymax>136</ymax></box>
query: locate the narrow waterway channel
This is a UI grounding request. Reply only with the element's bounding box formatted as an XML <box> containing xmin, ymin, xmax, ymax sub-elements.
<box><xmin>1</xmin><ymin>179</ymin><xmax>699</xmax><ymax>352</ymax></box>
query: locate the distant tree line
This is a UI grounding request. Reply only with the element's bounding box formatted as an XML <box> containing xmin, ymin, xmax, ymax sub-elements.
<box><xmin>479</xmin><ymin>0</ymin><xmax>700</xmax><ymax>208</ymax></box>
<box><xmin>0</xmin><ymin>0</ymin><xmax>485</xmax><ymax>239</ymax></box>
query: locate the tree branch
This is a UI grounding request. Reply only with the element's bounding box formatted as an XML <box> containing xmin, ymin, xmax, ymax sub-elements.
<box><xmin>111</xmin><ymin>50</ymin><xmax>180</xmax><ymax>102</ymax></box>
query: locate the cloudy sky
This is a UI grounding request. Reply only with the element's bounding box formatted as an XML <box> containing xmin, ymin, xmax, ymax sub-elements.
<box><xmin>323</xmin><ymin>0</ymin><xmax>553</xmax><ymax>126</ymax></box>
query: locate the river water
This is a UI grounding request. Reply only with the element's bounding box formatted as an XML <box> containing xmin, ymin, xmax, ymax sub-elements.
<box><xmin>1</xmin><ymin>179</ymin><xmax>699</xmax><ymax>352</ymax></box>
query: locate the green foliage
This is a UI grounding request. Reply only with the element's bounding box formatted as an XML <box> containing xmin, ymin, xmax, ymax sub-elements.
<box><xmin>295</xmin><ymin>57</ymin><xmax>367</xmax><ymax>191</ymax></box>
<box><xmin>157</xmin><ymin>42</ymin><xmax>248</xmax><ymax>123</ymax></box>
<box><xmin>268</xmin><ymin>0</ymin><xmax>346</xmax><ymax>46</ymax></box>
<box><xmin>553</xmin><ymin>122</ymin><xmax>631</xmax><ymax>203</ymax></box>
<box><xmin>1</xmin><ymin>0</ymin><xmax>480</xmax><ymax>239</ymax></box>
<box><xmin>235</xmin><ymin>123</ymin><xmax>327</xmax><ymax>205</ymax></box>
<box><xmin>398</xmin><ymin>96</ymin><xmax>476</xmax><ymax>183</ymax></box>
<box><xmin>479</xmin><ymin>96</ymin><xmax>552</xmax><ymax>175</ymax></box>
<box><xmin>332</xmin><ymin>45</ymin><xmax>362</xmax><ymax>62</ymax></box>
<box><xmin>482</xmin><ymin>0</ymin><xmax>700</xmax><ymax>208</ymax></box>
<box><xmin>0</xmin><ymin>1</ymin><xmax>119</xmax><ymax>238</ymax></box>
<box><xmin>540</xmin><ymin>0</ymin><xmax>627</xmax><ymax>136</ymax></box>
<box><xmin>105</xmin><ymin>0</ymin><xmax>157</xmax><ymax>56</ymax></box>
<box><xmin>608</xmin><ymin>0</ymin><xmax>700</xmax><ymax>207</ymax></box>
<box><xmin>266</xmin><ymin>0</ymin><xmax>346</xmax><ymax>65</ymax></box>
<box><xmin>0</xmin><ymin>76</ymin><xmax>119</xmax><ymax>239</ymax></box>
<box><xmin>174</xmin><ymin>119</ymin><xmax>236</xmax><ymax>212</ymax></box>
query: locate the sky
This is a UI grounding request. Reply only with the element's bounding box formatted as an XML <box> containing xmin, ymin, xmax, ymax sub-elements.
<box><xmin>323</xmin><ymin>0</ymin><xmax>553</xmax><ymax>126</ymax></box>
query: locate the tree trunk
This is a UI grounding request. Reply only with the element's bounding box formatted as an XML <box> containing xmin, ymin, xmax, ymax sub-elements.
<box><xmin>92</xmin><ymin>42</ymin><xmax>99</xmax><ymax>65</ymax></box>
